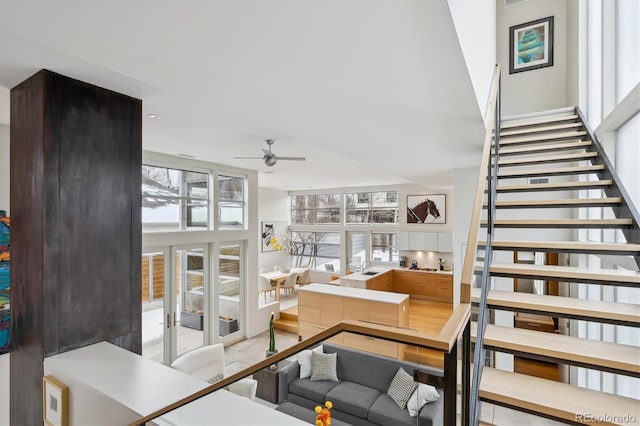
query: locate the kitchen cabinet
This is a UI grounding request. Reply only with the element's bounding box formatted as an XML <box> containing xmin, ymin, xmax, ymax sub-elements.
<box><xmin>397</xmin><ymin>231</ymin><xmax>453</xmax><ymax>252</ymax></box>
<box><xmin>298</xmin><ymin>284</ymin><xmax>410</xmax><ymax>358</ymax></box>
<box><xmin>391</xmin><ymin>270</ymin><xmax>453</xmax><ymax>304</ymax></box>
<box><xmin>437</xmin><ymin>232</ymin><xmax>453</xmax><ymax>252</ymax></box>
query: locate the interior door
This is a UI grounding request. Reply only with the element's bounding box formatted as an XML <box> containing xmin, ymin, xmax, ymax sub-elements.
<box><xmin>217</xmin><ymin>241</ymin><xmax>245</xmax><ymax>344</ymax></box>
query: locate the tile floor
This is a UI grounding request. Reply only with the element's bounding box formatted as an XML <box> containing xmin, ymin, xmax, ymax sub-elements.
<box><xmin>223</xmin><ymin>329</ymin><xmax>564</xmax><ymax>426</ymax></box>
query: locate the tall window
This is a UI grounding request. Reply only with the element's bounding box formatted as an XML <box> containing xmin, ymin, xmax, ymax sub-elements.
<box><xmin>616</xmin><ymin>0</ymin><xmax>640</xmax><ymax>102</ymax></box>
<box><xmin>142</xmin><ymin>165</ymin><xmax>209</xmax><ymax>230</ymax></box>
<box><xmin>345</xmin><ymin>191</ymin><xmax>399</xmax><ymax>224</ymax></box>
<box><xmin>290</xmin><ymin>231</ymin><xmax>341</xmax><ymax>272</ymax></box>
<box><xmin>218</xmin><ymin>174</ymin><xmax>245</xmax><ymax>229</ymax></box>
<box><xmin>617</xmin><ymin>113</ymin><xmax>640</xmax><ymax>209</ymax></box>
<box><xmin>371</xmin><ymin>233</ymin><xmax>398</xmax><ymax>262</ymax></box>
<box><xmin>291</xmin><ymin>194</ymin><xmax>340</xmax><ymax>224</ymax></box>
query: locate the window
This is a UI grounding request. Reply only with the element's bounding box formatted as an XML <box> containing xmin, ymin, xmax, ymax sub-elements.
<box><xmin>617</xmin><ymin>113</ymin><xmax>640</xmax><ymax>209</ymax></box>
<box><xmin>142</xmin><ymin>165</ymin><xmax>209</xmax><ymax>230</ymax></box>
<box><xmin>371</xmin><ymin>233</ymin><xmax>399</xmax><ymax>262</ymax></box>
<box><xmin>616</xmin><ymin>0</ymin><xmax>640</xmax><ymax>102</ymax></box>
<box><xmin>345</xmin><ymin>191</ymin><xmax>399</xmax><ymax>224</ymax></box>
<box><xmin>291</xmin><ymin>194</ymin><xmax>340</xmax><ymax>224</ymax></box>
<box><xmin>218</xmin><ymin>174</ymin><xmax>246</xmax><ymax>228</ymax></box>
<box><xmin>290</xmin><ymin>231</ymin><xmax>341</xmax><ymax>272</ymax></box>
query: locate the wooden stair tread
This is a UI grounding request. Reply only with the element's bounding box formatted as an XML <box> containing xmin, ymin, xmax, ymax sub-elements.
<box><xmin>479</xmin><ymin>367</ymin><xmax>640</xmax><ymax>425</ymax></box>
<box><xmin>471</xmin><ymin>322</ymin><xmax>639</xmax><ymax>375</ymax></box>
<box><xmin>471</xmin><ymin>288</ymin><xmax>640</xmax><ymax>326</ymax></box>
<box><xmin>500</xmin><ymin>121</ymin><xmax>582</xmax><ymax>136</ymax></box>
<box><xmin>500</xmin><ymin>114</ymin><xmax>579</xmax><ymax>129</ymax></box>
<box><xmin>498</xmin><ymin>140</ymin><xmax>590</xmax><ymax>156</ymax></box>
<box><xmin>488</xmin><ymin>197</ymin><xmax>621</xmax><ymax>208</ymax></box>
<box><xmin>485</xmin><ymin>239</ymin><xmax>640</xmax><ymax>255</ymax></box>
<box><xmin>498</xmin><ymin>164</ymin><xmax>605</xmax><ymax>178</ymax></box>
<box><xmin>481</xmin><ymin>218</ymin><xmax>633</xmax><ymax>228</ymax></box>
<box><xmin>499</xmin><ymin>130</ymin><xmax>588</xmax><ymax>145</ymax></box>
<box><xmin>473</xmin><ymin>262</ymin><xmax>640</xmax><ymax>285</ymax></box>
<box><xmin>496</xmin><ymin>179</ymin><xmax>613</xmax><ymax>192</ymax></box>
<box><xmin>498</xmin><ymin>151</ymin><xmax>598</xmax><ymax>166</ymax></box>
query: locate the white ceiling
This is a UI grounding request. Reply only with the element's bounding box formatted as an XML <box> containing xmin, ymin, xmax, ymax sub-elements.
<box><xmin>0</xmin><ymin>0</ymin><xmax>485</xmax><ymax>190</ymax></box>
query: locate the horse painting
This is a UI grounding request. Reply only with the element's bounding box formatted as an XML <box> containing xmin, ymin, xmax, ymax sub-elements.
<box><xmin>407</xmin><ymin>195</ymin><xmax>445</xmax><ymax>224</ymax></box>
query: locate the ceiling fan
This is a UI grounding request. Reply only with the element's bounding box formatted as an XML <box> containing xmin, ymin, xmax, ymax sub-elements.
<box><xmin>234</xmin><ymin>139</ymin><xmax>306</xmax><ymax>167</ymax></box>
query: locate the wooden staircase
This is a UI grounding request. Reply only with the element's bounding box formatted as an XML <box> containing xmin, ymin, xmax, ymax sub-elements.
<box><xmin>274</xmin><ymin>306</ymin><xmax>299</xmax><ymax>334</ymax></box>
<box><xmin>470</xmin><ymin>107</ymin><xmax>640</xmax><ymax>425</ymax></box>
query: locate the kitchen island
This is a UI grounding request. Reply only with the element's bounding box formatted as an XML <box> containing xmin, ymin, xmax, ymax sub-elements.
<box><xmin>298</xmin><ymin>283</ymin><xmax>410</xmax><ymax>358</ymax></box>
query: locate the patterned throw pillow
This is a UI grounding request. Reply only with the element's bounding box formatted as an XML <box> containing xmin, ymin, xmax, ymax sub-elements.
<box><xmin>310</xmin><ymin>351</ymin><xmax>338</xmax><ymax>381</ymax></box>
<box><xmin>387</xmin><ymin>367</ymin><xmax>417</xmax><ymax>409</ymax></box>
<box><xmin>297</xmin><ymin>344</ymin><xmax>324</xmax><ymax>379</ymax></box>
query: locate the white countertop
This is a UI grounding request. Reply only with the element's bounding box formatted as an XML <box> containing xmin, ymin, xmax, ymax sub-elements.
<box><xmin>300</xmin><ymin>283</ymin><xmax>409</xmax><ymax>304</ymax></box>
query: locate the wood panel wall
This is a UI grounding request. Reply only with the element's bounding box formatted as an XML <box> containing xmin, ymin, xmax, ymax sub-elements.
<box><xmin>10</xmin><ymin>70</ymin><xmax>141</xmax><ymax>425</ymax></box>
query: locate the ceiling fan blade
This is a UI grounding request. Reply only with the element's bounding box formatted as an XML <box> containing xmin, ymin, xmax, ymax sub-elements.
<box><xmin>233</xmin><ymin>156</ymin><xmax>264</xmax><ymax>160</ymax></box>
<box><xmin>277</xmin><ymin>156</ymin><xmax>306</xmax><ymax>161</ymax></box>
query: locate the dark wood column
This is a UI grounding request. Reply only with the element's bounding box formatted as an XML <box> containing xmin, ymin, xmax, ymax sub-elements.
<box><xmin>10</xmin><ymin>70</ymin><xmax>141</xmax><ymax>425</ymax></box>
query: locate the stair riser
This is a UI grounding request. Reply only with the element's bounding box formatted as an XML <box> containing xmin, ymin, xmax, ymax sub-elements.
<box><xmin>273</xmin><ymin>322</ymin><xmax>298</xmax><ymax>334</ymax></box>
<box><xmin>497</xmin><ymin>142</ymin><xmax>590</xmax><ymax>157</ymax></box>
<box><xmin>497</xmin><ymin>155</ymin><xmax>598</xmax><ymax>167</ymax></box>
<box><xmin>481</xmin><ymin>223</ymin><xmax>632</xmax><ymax>229</ymax></box>
<box><xmin>475</xmin><ymin>271</ymin><xmax>639</xmax><ymax>287</ymax></box>
<box><xmin>489</xmin><ymin>202</ymin><xmax>621</xmax><ymax>209</ymax></box>
<box><xmin>279</xmin><ymin>312</ymin><xmax>298</xmax><ymax>322</ymax></box>
<box><xmin>471</xmin><ymin>303</ymin><xmax>640</xmax><ymax>328</ymax></box>
<box><xmin>498</xmin><ymin>167</ymin><xmax>604</xmax><ymax>179</ymax></box>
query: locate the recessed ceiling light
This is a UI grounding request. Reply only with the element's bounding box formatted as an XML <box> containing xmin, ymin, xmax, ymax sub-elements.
<box><xmin>147</xmin><ymin>114</ymin><xmax>160</xmax><ymax>119</ymax></box>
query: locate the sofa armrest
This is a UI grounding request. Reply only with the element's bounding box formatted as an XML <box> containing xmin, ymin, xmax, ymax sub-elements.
<box><xmin>278</xmin><ymin>360</ymin><xmax>300</xmax><ymax>403</ymax></box>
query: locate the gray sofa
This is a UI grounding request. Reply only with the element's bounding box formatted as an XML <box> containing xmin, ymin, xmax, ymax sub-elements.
<box><xmin>278</xmin><ymin>344</ymin><xmax>444</xmax><ymax>426</ymax></box>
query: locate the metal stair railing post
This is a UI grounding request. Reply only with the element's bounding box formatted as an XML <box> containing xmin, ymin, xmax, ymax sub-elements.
<box><xmin>575</xmin><ymin>107</ymin><xmax>640</xmax><ymax>268</ymax></box>
<box><xmin>469</xmin><ymin>69</ymin><xmax>501</xmax><ymax>426</ymax></box>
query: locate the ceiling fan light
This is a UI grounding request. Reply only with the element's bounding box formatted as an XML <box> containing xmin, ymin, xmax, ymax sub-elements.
<box><xmin>264</xmin><ymin>155</ymin><xmax>277</xmax><ymax>167</ymax></box>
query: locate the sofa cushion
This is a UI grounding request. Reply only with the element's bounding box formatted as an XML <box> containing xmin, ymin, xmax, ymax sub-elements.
<box><xmin>387</xmin><ymin>367</ymin><xmax>417</xmax><ymax>409</ymax></box>
<box><xmin>297</xmin><ymin>344</ymin><xmax>324</xmax><ymax>379</ymax></box>
<box><xmin>310</xmin><ymin>352</ymin><xmax>338</xmax><ymax>381</ymax></box>
<box><xmin>289</xmin><ymin>378</ymin><xmax>340</xmax><ymax>403</ymax></box>
<box><xmin>325</xmin><ymin>381</ymin><xmax>381</xmax><ymax>419</ymax></box>
<box><xmin>368</xmin><ymin>393</ymin><xmax>415</xmax><ymax>426</ymax></box>
<box><xmin>407</xmin><ymin>383</ymin><xmax>440</xmax><ymax>416</ymax></box>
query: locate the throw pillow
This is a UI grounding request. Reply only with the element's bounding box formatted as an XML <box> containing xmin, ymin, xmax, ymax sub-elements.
<box><xmin>297</xmin><ymin>344</ymin><xmax>324</xmax><ymax>379</ymax></box>
<box><xmin>310</xmin><ymin>351</ymin><xmax>338</xmax><ymax>382</ymax></box>
<box><xmin>407</xmin><ymin>383</ymin><xmax>440</xmax><ymax>416</ymax></box>
<box><xmin>387</xmin><ymin>367</ymin><xmax>417</xmax><ymax>409</ymax></box>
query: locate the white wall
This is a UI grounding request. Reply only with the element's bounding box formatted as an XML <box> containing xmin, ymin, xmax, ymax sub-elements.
<box><xmin>0</xmin><ymin>124</ymin><xmax>8</xmax><ymax>426</ymax></box>
<box><xmin>453</xmin><ymin>166</ymin><xmax>480</xmax><ymax>307</ymax></box>
<box><xmin>448</xmin><ymin>0</ymin><xmax>497</xmax><ymax>117</ymax></box>
<box><xmin>498</xmin><ymin>0</ymin><xmax>571</xmax><ymax>115</ymax></box>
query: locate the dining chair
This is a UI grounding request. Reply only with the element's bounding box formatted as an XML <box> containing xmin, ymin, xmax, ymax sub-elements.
<box><xmin>258</xmin><ymin>275</ymin><xmax>274</xmax><ymax>303</ymax></box>
<box><xmin>281</xmin><ymin>273</ymin><xmax>297</xmax><ymax>297</ymax></box>
<box><xmin>296</xmin><ymin>268</ymin><xmax>312</xmax><ymax>286</ymax></box>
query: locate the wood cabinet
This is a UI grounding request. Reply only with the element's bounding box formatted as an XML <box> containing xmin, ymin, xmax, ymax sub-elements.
<box><xmin>392</xmin><ymin>270</ymin><xmax>452</xmax><ymax>304</ymax></box>
<box><xmin>366</xmin><ymin>271</ymin><xmax>393</xmax><ymax>292</ymax></box>
<box><xmin>297</xmin><ymin>285</ymin><xmax>410</xmax><ymax>358</ymax></box>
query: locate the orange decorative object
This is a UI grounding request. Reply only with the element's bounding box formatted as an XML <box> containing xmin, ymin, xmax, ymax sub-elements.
<box><xmin>315</xmin><ymin>401</ymin><xmax>332</xmax><ymax>426</ymax></box>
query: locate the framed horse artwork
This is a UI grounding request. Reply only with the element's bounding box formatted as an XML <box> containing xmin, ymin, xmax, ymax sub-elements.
<box><xmin>407</xmin><ymin>194</ymin><xmax>446</xmax><ymax>224</ymax></box>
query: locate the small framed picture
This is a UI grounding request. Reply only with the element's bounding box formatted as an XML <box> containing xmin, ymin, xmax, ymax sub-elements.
<box><xmin>43</xmin><ymin>375</ymin><xmax>69</xmax><ymax>426</ymax></box>
<box><xmin>407</xmin><ymin>194</ymin><xmax>446</xmax><ymax>224</ymax></box>
<box><xmin>509</xmin><ymin>16</ymin><xmax>554</xmax><ymax>74</ymax></box>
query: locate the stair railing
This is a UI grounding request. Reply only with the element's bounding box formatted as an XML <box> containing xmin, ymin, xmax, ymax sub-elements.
<box><xmin>462</xmin><ymin>63</ymin><xmax>501</xmax><ymax>426</ymax></box>
<box><xmin>575</xmin><ymin>107</ymin><xmax>640</xmax><ymax>268</ymax></box>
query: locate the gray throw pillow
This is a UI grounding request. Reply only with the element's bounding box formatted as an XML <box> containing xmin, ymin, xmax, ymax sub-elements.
<box><xmin>387</xmin><ymin>367</ymin><xmax>417</xmax><ymax>409</ymax></box>
<box><xmin>310</xmin><ymin>351</ymin><xmax>338</xmax><ymax>382</ymax></box>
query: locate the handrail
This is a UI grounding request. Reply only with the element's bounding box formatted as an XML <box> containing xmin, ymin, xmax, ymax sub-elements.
<box><xmin>575</xmin><ymin>107</ymin><xmax>640</xmax><ymax>266</ymax></box>
<box><xmin>465</xmin><ymin>63</ymin><xmax>501</xmax><ymax>426</ymax></box>
<box><xmin>130</xmin><ymin>307</ymin><xmax>470</xmax><ymax>426</ymax></box>
<box><xmin>460</xmin><ymin>63</ymin><xmax>502</xmax><ymax>304</ymax></box>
